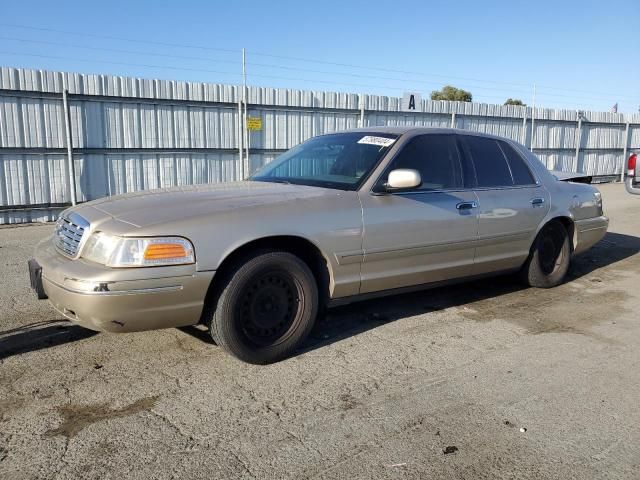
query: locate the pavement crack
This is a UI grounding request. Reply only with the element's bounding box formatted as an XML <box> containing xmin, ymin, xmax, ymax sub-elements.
<box><xmin>52</xmin><ymin>436</ymin><xmax>70</xmax><ymax>480</ymax></box>
<box><xmin>284</xmin><ymin>429</ymin><xmax>325</xmax><ymax>461</ymax></box>
<box><xmin>157</xmin><ymin>369</ymin><xmax>184</xmax><ymax>390</ymax></box>
<box><xmin>148</xmin><ymin>408</ymin><xmax>199</xmax><ymax>444</ymax></box>
<box><xmin>222</xmin><ymin>447</ymin><xmax>257</xmax><ymax>479</ymax></box>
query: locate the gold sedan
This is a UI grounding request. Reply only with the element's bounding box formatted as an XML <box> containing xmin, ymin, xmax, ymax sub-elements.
<box><xmin>30</xmin><ymin>128</ymin><xmax>608</xmax><ymax>363</ymax></box>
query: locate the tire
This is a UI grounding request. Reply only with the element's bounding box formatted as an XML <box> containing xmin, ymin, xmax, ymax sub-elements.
<box><xmin>520</xmin><ymin>220</ymin><xmax>571</xmax><ymax>288</ymax></box>
<box><xmin>207</xmin><ymin>250</ymin><xmax>318</xmax><ymax>364</ymax></box>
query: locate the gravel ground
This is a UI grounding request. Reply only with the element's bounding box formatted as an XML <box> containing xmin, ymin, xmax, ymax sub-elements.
<box><xmin>1</xmin><ymin>183</ymin><xmax>639</xmax><ymax>479</ymax></box>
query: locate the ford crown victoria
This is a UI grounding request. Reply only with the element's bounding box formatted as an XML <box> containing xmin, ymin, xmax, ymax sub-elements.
<box><xmin>30</xmin><ymin>128</ymin><xmax>609</xmax><ymax>363</ymax></box>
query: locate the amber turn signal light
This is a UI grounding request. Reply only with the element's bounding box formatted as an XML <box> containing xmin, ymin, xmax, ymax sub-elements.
<box><xmin>143</xmin><ymin>243</ymin><xmax>189</xmax><ymax>260</ymax></box>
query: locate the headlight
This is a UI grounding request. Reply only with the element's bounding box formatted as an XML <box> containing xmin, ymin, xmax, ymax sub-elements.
<box><xmin>81</xmin><ymin>233</ymin><xmax>195</xmax><ymax>267</ymax></box>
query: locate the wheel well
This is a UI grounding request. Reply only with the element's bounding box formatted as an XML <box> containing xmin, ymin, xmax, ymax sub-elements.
<box><xmin>200</xmin><ymin>236</ymin><xmax>331</xmax><ymax>323</ymax></box>
<box><xmin>550</xmin><ymin>216</ymin><xmax>576</xmax><ymax>251</ymax></box>
<box><xmin>527</xmin><ymin>216</ymin><xmax>576</xmax><ymax>260</ymax></box>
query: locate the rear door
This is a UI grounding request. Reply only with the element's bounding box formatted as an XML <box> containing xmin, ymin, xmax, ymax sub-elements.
<box><xmin>359</xmin><ymin>134</ymin><xmax>479</xmax><ymax>293</ymax></box>
<box><xmin>460</xmin><ymin>135</ymin><xmax>550</xmax><ymax>274</ymax></box>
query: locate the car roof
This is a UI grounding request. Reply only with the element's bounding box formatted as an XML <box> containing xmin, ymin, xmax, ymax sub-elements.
<box><xmin>340</xmin><ymin>126</ymin><xmax>515</xmax><ymax>142</ymax></box>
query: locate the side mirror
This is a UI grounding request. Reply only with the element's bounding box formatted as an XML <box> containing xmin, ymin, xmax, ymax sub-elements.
<box><xmin>384</xmin><ymin>169</ymin><xmax>422</xmax><ymax>191</ymax></box>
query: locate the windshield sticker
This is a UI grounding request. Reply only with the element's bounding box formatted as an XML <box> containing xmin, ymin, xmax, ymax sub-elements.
<box><xmin>357</xmin><ymin>136</ymin><xmax>397</xmax><ymax>148</ymax></box>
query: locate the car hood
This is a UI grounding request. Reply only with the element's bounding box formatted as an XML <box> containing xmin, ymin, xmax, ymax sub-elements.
<box><xmin>72</xmin><ymin>181</ymin><xmax>341</xmax><ymax>228</ymax></box>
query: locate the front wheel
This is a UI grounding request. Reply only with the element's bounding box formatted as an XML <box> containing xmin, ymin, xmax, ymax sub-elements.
<box><xmin>207</xmin><ymin>250</ymin><xmax>318</xmax><ymax>364</ymax></box>
<box><xmin>520</xmin><ymin>220</ymin><xmax>571</xmax><ymax>288</ymax></box>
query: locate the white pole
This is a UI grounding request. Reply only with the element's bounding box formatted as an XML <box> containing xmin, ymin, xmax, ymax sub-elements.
<box><xmin>621</xmin><ymin>121</ymin><xmax>630</xmax><ymax>182</ymax></box>
<box><xmin>62</xmin><ymin>89</ymin><xmax>77</xmax><ymax>206</ymax></box>
<box><xmin>238</xmin><ymin>95</ymin><xmax>243</xmax><ymax>180</ymax></box>
<box><xmin>530</xmin><ymin>84</ymin><xmax>536</xmax><ymax>152</ymax></box>
<box><xmin>574</xmin><ymin>112</ymin><xmax>583</xmax><ymax>173</ymax></box>
<box><xmin>242</xmin><ymin>48</ymin><xmax>249</xmax><ymax>177</ymax></box>
<box><xmin>359</xmin><ymin>93</ymin><xmax>365</xmax><ymax>128</ymax></box>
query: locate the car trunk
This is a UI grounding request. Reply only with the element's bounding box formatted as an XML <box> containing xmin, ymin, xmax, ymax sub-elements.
<box><xmin>551</xmin><ymin>171</ymin><xmax>593</xmax><ymax>184</ymax></box>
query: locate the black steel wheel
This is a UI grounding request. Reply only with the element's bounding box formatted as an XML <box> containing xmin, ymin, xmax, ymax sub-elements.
<box><xmin>207</xmin><ymin>250</ymin><xmax>318</xmax><ymax>364</ymax></box>
<box><xmin>520</xmin><ymin>220</ymin><xmax>571</xmax><ymax>288</ymax></box>
<box><xmin>238</xmin><ymin>270</ymin><xmax>302</xmax><ymax>346</ymax></box>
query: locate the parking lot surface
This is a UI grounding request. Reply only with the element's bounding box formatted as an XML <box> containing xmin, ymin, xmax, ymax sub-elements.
<box><xmin>1</xmin><ymin>183</ymin><xmax>639</xmax><ymax>479</ymax></box>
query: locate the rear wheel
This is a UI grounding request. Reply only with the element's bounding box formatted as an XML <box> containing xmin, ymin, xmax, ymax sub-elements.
<box><xmin>207</xmin><ymin>250</ymin><xmax>318</xmax><ymax>364</ymax></box>
<box><xmin>520</xmin><ymin>220</ymin><xmax>571</xmax><ymax>288</ymax></box>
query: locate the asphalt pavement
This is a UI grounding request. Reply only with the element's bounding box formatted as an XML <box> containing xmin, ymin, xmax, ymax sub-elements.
<box><xmin>1</xmin><ymin>183</ymin><xmax>639</xmax><ymax>479</ymax></box>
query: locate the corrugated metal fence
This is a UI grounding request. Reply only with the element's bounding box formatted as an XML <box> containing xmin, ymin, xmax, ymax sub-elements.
<box><xmin>1</xmin><ymin>66</ymin><xmax>639</xmax><ymax>224</ymax></box>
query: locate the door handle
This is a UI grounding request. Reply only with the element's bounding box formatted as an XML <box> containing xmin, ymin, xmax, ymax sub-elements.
<box><xmin>456</xmin><ymin>201</ymin><xmax>478</xmax><ymax>210</ymax></box>
<box><xmin>530</xmin><ymin>197</ymin><xmax>545</xmax><ymax>206</ymax></box>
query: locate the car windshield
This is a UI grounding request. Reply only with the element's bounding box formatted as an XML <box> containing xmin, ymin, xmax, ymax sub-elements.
<box><xmin>250</xmin><ymin>132</ymin><xmax>399</xmax><ymax>190</ymax></box>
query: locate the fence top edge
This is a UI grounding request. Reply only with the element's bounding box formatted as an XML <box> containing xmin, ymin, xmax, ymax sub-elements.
<box><xmin>2</xmin><ymin>87</ymin><xmax>640</xmax><ymax>127</ymax></box>
<box><xmin>2</xmin><ymin>66</ymin><xmax>640</xmax><ymax>125</ymax></box>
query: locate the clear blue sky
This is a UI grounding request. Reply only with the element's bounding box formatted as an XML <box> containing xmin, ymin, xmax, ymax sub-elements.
<box><xmin>1</xmin><ymin>0</ymin><xmax>639</xmax><ymax>112</ymax></box>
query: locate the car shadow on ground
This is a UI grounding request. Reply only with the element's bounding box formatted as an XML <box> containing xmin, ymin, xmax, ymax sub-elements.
<box><xmin>0</xmin><ymin>320</ymin><xmax>98</xmax><ymax>360</ymax></box>
<box><xmin>298</xmin><ymin>231</ymin><xmax>640</xmax><ymax>355</ymax></box>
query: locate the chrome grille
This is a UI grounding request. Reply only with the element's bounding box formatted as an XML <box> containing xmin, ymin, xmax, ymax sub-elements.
<box><xmin>54</xmin><ymin>213</ymin><xmax>89</xmax><ymax>258</ymax></box>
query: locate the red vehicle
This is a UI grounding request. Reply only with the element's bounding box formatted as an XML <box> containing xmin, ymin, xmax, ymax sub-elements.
<box><xmin>626</xmin><ymin>152</ymin><xmax>639</xmax><ymax>195</ymax></box>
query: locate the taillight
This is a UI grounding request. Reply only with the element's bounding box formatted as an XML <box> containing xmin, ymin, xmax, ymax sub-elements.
<box><xmin>594</xmin><ymin>191</ymin><xmax>603</xmax><ymax>215</ymax></box>
<box><xmin>629</xmin><ymin>153</ymin><xmax>637</xmax><ymax>176</ymax></box>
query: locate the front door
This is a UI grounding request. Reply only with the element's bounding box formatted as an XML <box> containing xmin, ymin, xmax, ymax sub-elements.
<box><xmin>359</xmin><ymin>134</ymin><xmax>479</xmax><ymax>294</ymax></box>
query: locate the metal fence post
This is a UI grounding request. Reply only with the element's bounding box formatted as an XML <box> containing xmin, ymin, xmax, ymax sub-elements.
<box><xmin>574</xmin><ymin>111</ymin><xmax>583</xmax><ymax>172</ymax></box>
<box><xmin>530</xmin><ymin>106</ymin><xmax>536</xmax><ymax>152</ymax></box>
<box><xmin>237</xmin><ymin>94</ymin><xmax>244</xmax><ymax>180</ymax></box>
<box><xmin>359</xmin><ymin>94</ymin><xmax>365</xmax><ymax>128</ymax></box>
<box><xmin>450</xmin><ymin>112</ymin><xmax>456</xmax><ymax>129</ymax></box>
<box><xmin>521</xmin><ymin>113</ymin><xmax>528</xmax><ymax>145</ymax></box>
<box><xmin>242</xmin><ymin>48</ymin><xmax>249</xmax><ymax>178</ymax></box>
<box><xmin>621</xmin><ymin>121</ymin><xmax>630</xmax><ymax>182</ymax></box>
<box><xmin>62</xmin><ymin>88</ymin><xmax>77</xmax><ymax>206</ymax></box>
<box><xmin>530</xmin><ymin>84</ymin><xmax>536</xmax><ymax>152</ymax></box>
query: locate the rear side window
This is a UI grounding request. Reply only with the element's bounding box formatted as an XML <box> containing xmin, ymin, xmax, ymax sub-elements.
<box><xmin>463</xmin><ymin>136</ymin><xmax>513</xmax><ymax>188</ymax></box>
<box><xmin>465</xmin><ymin>135</ymin><xmax>513</xmax><ymax>187</ymax></box>
<box><xmin>387</xmin><ymin>135</ymin><xmax>463</xmax><ymax>190</ymax></box>
<box><xmin>498</xmin><ymin>141</ymin><xmax>536</xmax><ymax>185</ymax></box>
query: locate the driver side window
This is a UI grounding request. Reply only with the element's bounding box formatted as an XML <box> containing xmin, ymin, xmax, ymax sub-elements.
<box><xmin>387</xmin><ymin>134</ymin><xmax>463</xmax><ymax>191</ymax></box>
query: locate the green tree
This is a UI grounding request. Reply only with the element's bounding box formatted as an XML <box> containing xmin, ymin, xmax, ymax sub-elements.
<box><xmin>504</xmin><ymin>98</ymin><xmax>526</xmax><ymax>106</ymax></box>
<box><xmin>430</xmin><ymin>85</ymin><xmax>472</xmax><ymax>102</ymax></box>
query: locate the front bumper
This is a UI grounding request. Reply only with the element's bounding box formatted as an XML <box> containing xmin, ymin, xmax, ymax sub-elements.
<box><xmin>573</xmin><ymin>215</ymin><xmax>609</xmax><ymax>255</ymax></box>
<box><xmin>33</xmin><ymin>239</ymin><xmax>214</xmax><ymax>332</ymax></box>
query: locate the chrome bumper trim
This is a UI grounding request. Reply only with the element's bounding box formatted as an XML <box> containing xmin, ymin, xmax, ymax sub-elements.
<box><xmin>42</xmin><ymin>275</ymin><xmax>183</xmax><ymax>296</ymax></box>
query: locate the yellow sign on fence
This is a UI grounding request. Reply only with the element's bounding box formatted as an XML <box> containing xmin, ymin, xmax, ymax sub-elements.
<box><xmin>247</xmin><ymin>117</ymin><xmax>262</xmax><ymax>131</ymax></box>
